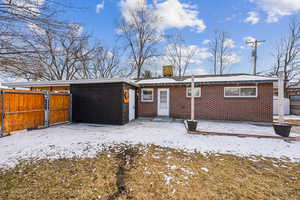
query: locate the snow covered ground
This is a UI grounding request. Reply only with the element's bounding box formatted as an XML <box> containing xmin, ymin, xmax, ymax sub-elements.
<box><xmin>197</xmin><ymin>120</ymin><xmax>299</xmax><ymax>137</ymax></box>
<box><xmin>0</xmin><ymin>121</ymin><xmax>300</xmax><ymax>169</ymax></box>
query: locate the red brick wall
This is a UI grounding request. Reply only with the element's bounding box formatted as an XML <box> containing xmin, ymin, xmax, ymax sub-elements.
<box><xmin>138</xmin><ymin>83</ymin><xmax>273</xmax><ymax>122</ymax></box>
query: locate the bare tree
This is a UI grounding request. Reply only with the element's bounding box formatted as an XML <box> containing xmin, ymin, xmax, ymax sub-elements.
<box><xmin>165</xmin><ymin>34</ymin><xmax>197</xmax><ymax>78</ymax></box>
<box><xmin>208</xmin><ymin>30</ymin><xmax>233</xmax><ymax>75</ymax></box>
<box><xmin>87</xmin><ymin>46</ymin><xmax>121</xmax><ymax>79</ymax></box>
<box><xmin>1</xmin><ymin>25</ymin><xmax>91</xmax><ymax>80</ymax></box>
<box><xmin>118</xmin><ymin>2</ymin><xmax>162</xmax><ymax>80</ymax></box>
<box><xmin>0</xmin><ymin>0</ymin><xmax>72</xmax><ymax>80</ymax></box>
<box><xmin>142</xmin><ymin>70</ymin><xmax>152</xmax><ymax>78</ymax></box>
<box><xmin>0</xmin><ymin>0</ymin><xmax>67</xmax><ymax>57</ymax></box>
<box><xmin>270</xmin><ymin>19</ymin><xmax>300</xmax><ymax>97</ymax></box>
<box><xmin>208</xmin><ymin>33</ymin><xmax>218</xmax><ymax>75</ymax></box>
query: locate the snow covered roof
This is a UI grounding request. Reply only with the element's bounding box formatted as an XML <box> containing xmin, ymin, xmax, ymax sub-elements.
<box><xmin>1</xmin><ymin>78</ymin><xmax>139</xmax><ymax>88</ymax></box>
<box><xmin>137</xmin><ymin>74</ymin><xmax>277</xmax><ymax>86</ymax></box>
<box><xmin>1</xmin><ymin>74</ymin><xmax>277</xmax><ymax>88</ymax></box>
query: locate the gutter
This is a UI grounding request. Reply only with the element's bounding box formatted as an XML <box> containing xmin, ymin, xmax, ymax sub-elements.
<box><xmin>138</xmin><ymin>80</ymin><xmax>277</xmax><ymax>87</ymax></box>
<box><xmin>2</xmin><ymin>80</ymin><xmax>140</xmax><ymax>88</ymax></box>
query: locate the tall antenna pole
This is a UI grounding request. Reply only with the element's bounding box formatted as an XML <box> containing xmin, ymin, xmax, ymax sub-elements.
<box><xmin>246</xmin><ymin>40</ymin><xmax>265</xmax><ymax>75</ymax></box>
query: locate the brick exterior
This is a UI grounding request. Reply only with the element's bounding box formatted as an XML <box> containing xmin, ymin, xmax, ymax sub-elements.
<box><xmin>138</xmin><ymin>83</ymin><xmax>273</xmax><ymax>122</ymax></box>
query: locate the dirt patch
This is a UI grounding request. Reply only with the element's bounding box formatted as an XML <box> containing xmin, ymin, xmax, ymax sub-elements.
<box><xmin>0</xmin><ymin>144</ymin><xmax>299</xmax><ymax>200</ymax></box>
<box><xmin>108</xmin><ymin>145</ymin><xmax>139</xmax><ymax>200</ymax></box>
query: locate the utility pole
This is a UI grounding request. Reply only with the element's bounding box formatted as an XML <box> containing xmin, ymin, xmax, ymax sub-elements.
<box><xmin>246</xmin><ymin>40</ymin><xmax>265</xmax><ymax>75</ymax></box>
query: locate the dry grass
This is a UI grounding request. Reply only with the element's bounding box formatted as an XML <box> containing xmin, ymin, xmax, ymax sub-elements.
<box><xmin>0</xmin><ymin>144</ymin><xmax>299</xmax><ymax>200</ymax></box>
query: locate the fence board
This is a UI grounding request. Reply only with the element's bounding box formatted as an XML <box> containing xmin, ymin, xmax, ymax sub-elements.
<box><xmin>4</xmin><ymin>112</ymin><xmax>45</xmax><ymax>132</ymax></box>
<box><xmin>3</xmin><ymin>92</ymin><xmax>45</xmax><ymax>132</ymax></box>
<box><xmin>49</xmin><ymin>94</ymin><xmax>70</xmax><ymax>125</ymax></box>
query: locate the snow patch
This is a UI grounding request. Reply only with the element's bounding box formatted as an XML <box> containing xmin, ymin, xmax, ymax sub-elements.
<box><xmin>164</xmin><ymin>174</ymin><xmax>174</xmax><ymax>185</ymax></box>
<box><xmin>0</xmin><ymin>121</ymin><xmax>300</xmax><ymax>169</ymax></box>
<box><xmin>201</xmin><ymin>167</ymin><xmax>209</xmax><ymax>172</ymax></box>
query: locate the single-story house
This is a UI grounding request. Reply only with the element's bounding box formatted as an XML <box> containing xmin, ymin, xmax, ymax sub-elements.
<box><xmin>137</xmin><ymin>74</ymin><xmax>277</xmax><ymax>122</ymax></box>
<box><xmin>2</xmin><ymin>73</ymin><xmax>277</xmax><ymax>124</ymax></box>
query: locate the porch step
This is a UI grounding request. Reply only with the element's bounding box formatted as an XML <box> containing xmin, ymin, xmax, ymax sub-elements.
<box><xmin>152</xmin><ymin>117</ymin><xmax>173</xmax><ymax>122</ymax></box>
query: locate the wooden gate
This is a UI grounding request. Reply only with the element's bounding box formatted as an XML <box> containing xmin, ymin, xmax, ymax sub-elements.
<box><xmin>0</xmin><ymin>90</ymin><xmax>71</xmax><ymax>134</ymax></box>
<box><xmin>49</xmin><ymin>93</ymin><xmax>71</xmax><ymax>125</ymax></box>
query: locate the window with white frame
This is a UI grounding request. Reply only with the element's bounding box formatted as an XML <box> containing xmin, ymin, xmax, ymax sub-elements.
<box><xmin>186</xmin><ymin>87</ymin><xmax>201</xmax><ymax>98</ymax></box>
<box><xmin>224</xmin><ymin>86</ymin><xmax>257</xmax><ymax>97</ymax></box>
<box><xmin>141</xmin><ymin>88</ymin><xmax>154</xmax><ymax>102</ymax></box>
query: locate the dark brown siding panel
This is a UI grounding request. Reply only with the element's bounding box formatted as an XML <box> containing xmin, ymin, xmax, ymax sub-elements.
<box><xmin>138</xmin><ymin>83</ymin><xmax>273</xmax><ymax>122</ymax></box>
<box><xmin>71</xmin><ymin>83</ymin><xmax>124</xmax><ymax>125</ymax></box>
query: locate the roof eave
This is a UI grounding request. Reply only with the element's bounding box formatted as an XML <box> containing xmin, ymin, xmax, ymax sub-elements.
<box><xmin>139</xmin><ymin>80</ymin><xmax>277</xmax><ymax>87</ymax></box>
<box><xmin>2</xmin><ymin>80</ymin><xmax>140</xmax><ymax>88</ymax></box>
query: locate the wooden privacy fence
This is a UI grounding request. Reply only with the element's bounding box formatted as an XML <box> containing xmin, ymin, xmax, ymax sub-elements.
<box><xmin>0</xmin><ymin>90</ymin><xmax>71</xmax><ymax>134</ymax></box>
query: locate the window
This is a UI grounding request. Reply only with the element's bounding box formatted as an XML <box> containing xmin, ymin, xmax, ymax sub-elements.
<box><xmin>141</xmin><ymin>88</ymin><xmax>154</xmax><ymax>102</ymax></box>
<box><xmin>186</xmin><ymin>87</ymin><xmax>201</xmax><ymax>98</ymax></box>
<box><xmin>224</xmin><ymin>87</ymin><xmax>257</xmax><ymax>98</ymax></box>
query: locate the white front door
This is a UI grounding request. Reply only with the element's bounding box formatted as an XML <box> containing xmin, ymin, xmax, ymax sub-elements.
<box><xmin>157</xmin><ymin>88</ymin><xmax>170</xmax><ymax>116</ymax></box>
<box><xmin>129</xmin><ymin>89</ymin><xmax>135</xmax><ymax>121</ymax></box>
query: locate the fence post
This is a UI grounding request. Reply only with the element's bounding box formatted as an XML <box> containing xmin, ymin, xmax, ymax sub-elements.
<box><xmin>44</xmin><ymin>92</ymin><xmax>50</xmax><ymax>127</ymax></box>
<box><xmin>69</xmin><ymin>93</ymin><xmax>72</xmax><ymax>123</ymax></box>
<box><xmin>1</xmin><ymin>91</ymin><xmax>5</xmax><ymax>135</ymax></box>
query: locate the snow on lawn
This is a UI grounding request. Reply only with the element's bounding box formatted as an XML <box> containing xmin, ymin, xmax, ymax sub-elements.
<box><xmin>197</xmin><ymin>120</ymin><xmax>299</xmax><ymax>137</ymax></box>
<box><xmin>0</xmin><ymin>121</ymin><xmax>300</xmax><ymax>169</ymax></box>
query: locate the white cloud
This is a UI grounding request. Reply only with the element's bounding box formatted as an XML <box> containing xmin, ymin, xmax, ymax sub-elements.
<box><xmin>242</xmin><ymin>36</ymin><xmax>260</xmax><ymax>48</ymax></box>
<box><xmin>224</xmin><ymin>14</ymin><xmax>237</xmax><ymax>22</ymax></box>
<box><xmin>96</xmin><ymin>1</ymin><xmax>105</xmax><ymax>13</ymax></box>
<box><xmin>153</xmin><ymin>0</ymin><xmax>206</xmax><ymax>33</ymax></box>
<box><xmin>119</xmin><ymin>0</ymin><xmax>206</xmax><ymax>33</ymax></box>
<box><xmin>5</xmin><ymin>0</ymin><xmax>45</xmax><ymax>15</ymax></box>
<box><xmin>165</xmin><ymin>44</ymin><xmax>210</xmax><ymax>65</ymax></box>
<box><xmin>222</xmin><ymin>52</ymin><xmax>241</xmax><ymax>65</ymax></box>
<box><xmin>185</xmin><ymin>68</ymin><xmax>208</xmax><ymax>75</ymax></box>
<box><xmin>249</xmin><ymin>0</ymin><xmax>300</xmax><ymax>23</ymax></box>
<box><xmin>224</xmin><ymin>38</ymin><xmax>235</xmax><ymax>48</ymax></box>
<box><xmin>202</xmin><ymin>39</ymin><xmax>210</xmax><ymax>45</ymax></box>
<box><xmin>119</xmin><ymin>0</ymin><xmax>147</xmax><ymax>23</ymax></box>
<box><xmin>244</xmin><ymin>11</ymin><xmax>260</xmax><ymax>24</ymax></box>
<box><xmin>28</xmin><ymin>23</ymin><xmax>45</xmax><ymax>35</ymax></box>
<box><xmin>70</xmin><ymin>24</ymin><xmax>84</xmax><ymax>35</ymax></box>
<box><xmin>202</xmin><ymin>38</ymin><xmax>235</xmax><ymax>48</ymax></box>
<box><xmin>243</xmin><ymin>36</ymin><xmax>256</xmax><ymax>43</ymax></box>
<box><xmin>148</xmin><ymin>45</ymin><xmax>210</xmax><ymax>71</ymax></box>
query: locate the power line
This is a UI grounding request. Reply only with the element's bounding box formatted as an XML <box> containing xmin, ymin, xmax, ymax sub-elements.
<box><xmin>246</xmin><ymin>40</ymin><xmax>266</xmax><ymax>75</ymax></box>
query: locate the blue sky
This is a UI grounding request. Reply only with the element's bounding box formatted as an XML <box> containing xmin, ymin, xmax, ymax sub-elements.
<box><xmin>62</xmin><ymin>0</ymin><xmax>300</xmax><ymax>75</ymax></box>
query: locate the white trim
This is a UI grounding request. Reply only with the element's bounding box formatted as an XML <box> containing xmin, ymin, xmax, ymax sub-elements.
<box><xmin>224</xmin><ymin>86</ymin><xmax>258</xmax><ymax>98</ymax></box>
<box><xmin>186</xmin><ymin>87</ymin><xmax>201</xmax><ymax>98</ymax></box>
<box><xmin>157</xmin><ymin>88</ymin><xmax>170</xmax><ymax>116</ymax></box>
<box><xmin>141</xmin><ymin>88</ymin><xmax>154</xmax><ymax>102</ymax></box>
<box><xmin>2</xmin><ymin>78</ymin><xmax>139</xmax><ymax>88</ymax></box>
<box><xmin>129</xmin><ymin>89</ymin><xmax>135</xmax><ymax>121</ymax></box>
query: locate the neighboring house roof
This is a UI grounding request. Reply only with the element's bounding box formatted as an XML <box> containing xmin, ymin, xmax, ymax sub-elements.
<box><xmin>137</xmin><ymin>74</ymin><xmax>277</xmax><ymax>86</ymax></box>
<box><xmin>1</xmin><ymin>78</ymin><xmax>140</xmax><ymax>88</ymax></box>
